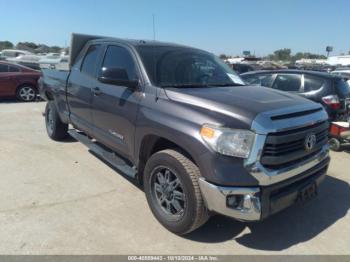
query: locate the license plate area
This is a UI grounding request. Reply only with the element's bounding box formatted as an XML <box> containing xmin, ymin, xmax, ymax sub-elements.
<box><xmin>297</xmin><ymin>182</ymin><xmax>317</xmax><ymax>202</ymax></box>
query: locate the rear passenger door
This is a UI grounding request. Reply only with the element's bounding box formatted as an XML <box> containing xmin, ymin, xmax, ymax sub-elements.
<box><xmin>272</xmin><ymin>74</ymin><xmax>302</xmax><ymax>93</ymax></box>
<box><xmin>67</xmin><ymin>44</ymin><xmax>102</xmax><ymax>134</ymax></box>
<box><xmin>91</xmin><ymin>44</ymin><xmax>142</xmax><ymax>159</ymax></box>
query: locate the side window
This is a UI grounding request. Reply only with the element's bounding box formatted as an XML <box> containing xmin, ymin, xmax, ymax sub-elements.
<box><xmin>242</xmin><ymin>74</ymin><xmax>274</xmax><ymax>87</ymax></box>
<box><xmin>8</xmin><ymin>66</ymin><xmax>20</xmax><ymax>72</ymax></box>
<box><xmin>241</xmin><ymin>75</ymin><xmax>258</xmax><ymax>85</ymax></box>
<box><xmin>272</xmin><ymin>74</ymin><xmax>301</xmax><ymax>92</ymax></box>
<box><xmin>0</xmin><ymin>64</ymin><xmax>8</xmax><ymax>72</ymax></box>
<box><xmin>260</xmin><ymin>74</ymin><xmax>275</xmax><ymax>87</ymax></box>
<box><xmin>101</xmin><ymin>45</ymin><xmax>137</xmax><ymax>80</ymax></box>
<box><xmin>303</xmin><ymin>75</ymin><xmax>324</xmax><ymax>92</ymax></box>
<box><xmin>81</xmin><ymin>44</ymin><xmax>101</xmax><ymax>77</ymax></box>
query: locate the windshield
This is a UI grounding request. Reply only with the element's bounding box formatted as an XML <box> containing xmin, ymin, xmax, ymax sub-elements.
<box><xmin>137</xmin><ymin>45</ymin><xmax>245</xmax><ymax>87</ymax></box>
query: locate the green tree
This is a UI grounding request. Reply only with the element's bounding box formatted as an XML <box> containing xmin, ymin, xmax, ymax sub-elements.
<box><xmin>49</xmin><ymin>46</ymin><xmax>62</xmax><ymax>53</ymax></box>
<box><xmin>0</xmin><ymin>41</ymin><xmax>14</xmax><ymax>51</ymax></box>
<box><xmin>272</xmin><ymin>48</ymin><xmax>292</xmax><ymax>61</ymax></box>
<box><xmin>291</xmin><ymin>52</ymin><xmax>326</xmax><ymax>62</ymax></box>
<box><xmin>219</xmin><ymin>54</ymin><xmax>228</xmax><ymax>60</ymax></box>
<box><xmin>16</xmin><ymin>42</ymin><xmax>38</xmax><ymax>50</ymax></box>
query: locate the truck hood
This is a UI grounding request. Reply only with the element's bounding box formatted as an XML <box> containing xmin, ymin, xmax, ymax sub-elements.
<box><xmin>164</xmin><ymin>85</ymin><xmax>315</xmax><ymax>128</ymax></box>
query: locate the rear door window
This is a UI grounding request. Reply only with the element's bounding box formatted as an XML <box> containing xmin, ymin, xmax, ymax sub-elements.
<box><xmin>8</xmin><ymin>66</ymin><xmax>20</xmax><ymax>72</ymax></box>
<box><xmin>272</xmin><ymin>74</ymin><xmax>302</xmax><ymax>92</ymax></box>
<box><xmin>303</xmin><ymin>75</ymin><xmax>324</xmax><ymax>92</ymax></box>
<box><xmin>81</xmin><ymin>44</ymin><xmax>101</xmax><ymax>77</ymax></box>
<box><xmin>0</xmin><ymin>64</ymin><xmax>8</xmax><ymax>72</ymax></box>
<box><xmin>242</xmin><ymin>74</ymin><xmax>274</xmax><ymax>87</ymax></box>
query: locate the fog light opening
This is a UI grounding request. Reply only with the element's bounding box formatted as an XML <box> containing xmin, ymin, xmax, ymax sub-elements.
<box><xmin>226</xmin><ymin>194</ymin><xmax>260</xmax><ymax>212</ymax></box>
<box><xmin>226</xmin><ymin>195</ymin><xmax>243</xmax><ymax>209</ymax></box>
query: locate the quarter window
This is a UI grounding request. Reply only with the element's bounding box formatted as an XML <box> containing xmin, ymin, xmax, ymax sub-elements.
<box><xmin>272</xmin><ymin>74</ymin><xmax>301</xmax><ymax>92</ymax></box>
<box><xmin>304</xmin><ymin>75</ymin><xmax>324</xmax><ymax>92</ymax></box>
<box><xmin>101</xmin><ymin>45</ymin><xmax>137</xmax><ymax>81</ymax></box>
<box><xmin>81</xmin><ymin>44</ymin><xmax>101</xmax><ymax>77</ymax></box>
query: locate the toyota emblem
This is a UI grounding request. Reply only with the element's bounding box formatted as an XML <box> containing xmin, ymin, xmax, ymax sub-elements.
<box><xmin>304</xmin><ymin>133</ymin><xmax>317</xmax><ymax>151</ymax></box>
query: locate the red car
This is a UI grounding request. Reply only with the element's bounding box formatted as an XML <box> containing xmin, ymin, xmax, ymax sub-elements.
<box><xmin>0</xmin><ymin>61</ymin><xmax>41</xmax><ymax>102</ymax></box>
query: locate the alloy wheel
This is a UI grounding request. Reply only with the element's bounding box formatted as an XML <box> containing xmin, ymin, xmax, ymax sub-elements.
<box><xmin>150</xmin><ymin>166</ymin><xmax>186</xmax><ymax>218</ymax></box>
<box><xmin>19</xmin><ymin>86</ymin><xmax>35</xmax><ymax>101</ymax></box>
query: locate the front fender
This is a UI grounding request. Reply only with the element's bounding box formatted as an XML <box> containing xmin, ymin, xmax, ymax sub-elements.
<box><xmin>134</xmin><ymin>95</ymin><xmax>258</xmax><ymax>186</ymax></box>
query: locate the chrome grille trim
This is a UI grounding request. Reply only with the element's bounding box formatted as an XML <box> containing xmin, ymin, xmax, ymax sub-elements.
<box><xmin>245</xmin><ymin>104</ymin><xmax>330</xmax><ymax>186</ymax></box>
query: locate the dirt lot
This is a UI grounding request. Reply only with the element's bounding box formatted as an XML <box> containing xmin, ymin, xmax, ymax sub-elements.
<box><xmin>0</xmin><ymin>101</ymin><xmax>349</xmax><ymax>254</ymax></box>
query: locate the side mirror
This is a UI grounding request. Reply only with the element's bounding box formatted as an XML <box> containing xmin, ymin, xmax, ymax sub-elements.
<box><xmin>98</xmin><ymin>67</ymin><xmax>139</xmax><ymax>89</ymax></box>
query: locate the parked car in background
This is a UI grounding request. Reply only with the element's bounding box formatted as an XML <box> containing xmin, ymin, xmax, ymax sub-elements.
<box><xmin>0</xmin><ymin>49</ymin><xmax>33</xmax><ymax>60</ymax></box>
<box><xmin>39</xmin><ymin>56</ymin><xmax>69</xmax><ymax>70</ymax></box>
<box><xmin>7</xmin><ymin>54</ymin><xmax>42</xmax><ymax>70</ymax></box>
<box><xmin>229</xmin><ymin>63</ymin><xmax>261</xmax><ymax>74</ymax></box>
<box><xmin>0</xmin><ymin>61</ymin><xmax>41</xmax><ymax>101</ymax></box>
<box><xmin>241</xmin><ymin>70</ymin><xmax>350</xmax><ymax>120</ymax></box>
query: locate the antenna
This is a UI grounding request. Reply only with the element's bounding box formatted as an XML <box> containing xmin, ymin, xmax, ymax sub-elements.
<box><xmin>152</xmin><ymin>13</ymin><xmax>159</xmax><ymax>100</ymax></box>
<box><xmin>152</xmin><ymin>14</ymin><xmax>156</xmax><ymax>41</ymax></box>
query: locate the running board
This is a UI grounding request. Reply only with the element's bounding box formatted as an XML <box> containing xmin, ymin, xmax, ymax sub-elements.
<box><xmin>68</xmin><ymin>130</ymin><xmax>137</xmax><ymax>179</ymax></box>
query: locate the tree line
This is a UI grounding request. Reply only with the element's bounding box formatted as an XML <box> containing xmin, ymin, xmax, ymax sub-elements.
<box><xmin>0</xmin><ymin>40</ymin><xmax>66</xmax><ymax>54</ymax></box>
<box><xmin>220</xmin><ymin>48</ymin><xmax>327</xmax><ymax>62</ymax></box>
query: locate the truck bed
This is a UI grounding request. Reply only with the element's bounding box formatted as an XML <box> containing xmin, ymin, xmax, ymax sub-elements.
<box><xmin>40</xmin><ymin>69</ymin><xmax>69</xmax><ymax>98</ymax></box>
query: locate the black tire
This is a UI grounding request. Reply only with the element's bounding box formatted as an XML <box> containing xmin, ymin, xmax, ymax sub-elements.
<box><xmin>329</xmin><ymin>138</ymin><xmax>341</xmax><ymax>151</ymax></box>
<box><xmin>144</xmin><ymin>149</ymin><xmax>209</xmax><ymax>235</ymax></box>
<box><xmin>16</xmin><ymin>85</ymin><xmax>37</xmax><ymax>102</ymax></box>
<box><xmin>45</xmin><ymin>102</ymin><xmax>68</xmax><ymax>141</ymax></box>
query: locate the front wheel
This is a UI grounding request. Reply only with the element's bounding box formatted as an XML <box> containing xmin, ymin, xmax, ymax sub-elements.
<box><xmin>144</xmin><ymin>149</ymin><xmax>209</xmax><ymax>235</ymax></box>
<box><xmin>45</xmin><ymin>102</ymin><xmax>68</xmax><ymax>141</ymax></box>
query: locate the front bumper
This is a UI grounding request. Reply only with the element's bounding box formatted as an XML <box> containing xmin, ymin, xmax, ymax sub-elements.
<box><xmin>198</xmin><ymin>156</ymin><xmax>330</xmax><ymax>221</ymax></box>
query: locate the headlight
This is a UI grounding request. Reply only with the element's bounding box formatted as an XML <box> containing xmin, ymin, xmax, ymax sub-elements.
<box><xmin>200</xmin><ymin>124</ymin><xmax>255</xmax><ymax>158</ymax></box>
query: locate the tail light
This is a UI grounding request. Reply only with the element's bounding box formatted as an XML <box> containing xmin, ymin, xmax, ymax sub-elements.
<box><xmin>322</xmin><ymin>95</ymin><xmax>340</xmax><ymax>110</ymax></box>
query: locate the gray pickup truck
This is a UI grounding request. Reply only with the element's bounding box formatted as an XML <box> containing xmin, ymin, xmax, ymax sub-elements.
<box><xmin>40</xmin><ymin>33</ymin><xmax>330</xmax><ymax>235</ymax></box>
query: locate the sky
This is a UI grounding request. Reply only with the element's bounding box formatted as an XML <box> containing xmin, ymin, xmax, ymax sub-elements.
<box><xmin>1</xmin><ymin>0</ymin><xmax>349</xmax><ymax>56</ymax></box>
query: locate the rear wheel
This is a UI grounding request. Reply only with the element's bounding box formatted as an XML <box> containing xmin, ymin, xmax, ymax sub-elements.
<box><xmin>16</xmin><ymin>85</ymin><xmax>36</xmax><ymax>102</ymax></box>
<box><xmin>144</xmin><ymin>149</ymin><xmax>209</xmax><ymax>235</ymax></box>
<box><xmin>45</xmin><ymin>102</ymin><xmax>68</xmax><ymax>141</ymax></box>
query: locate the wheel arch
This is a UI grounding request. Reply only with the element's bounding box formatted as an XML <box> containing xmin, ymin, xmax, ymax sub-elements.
<box><xmin>137</xmin><ymin>134</ymin><xmax>198</xmax><ymax>184</ymax></box>
<box><xmin>44</xmin><ymin>90</ymin><xmax>54</xmax><ymax>100</ymax></box>
<box><xmin>16</xmin><ymin>82</ymin><xmax>38</xmax><ymax>92</ymax></box>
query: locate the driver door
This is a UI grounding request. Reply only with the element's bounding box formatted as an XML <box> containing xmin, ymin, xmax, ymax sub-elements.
<box><xmin>91</xmin><ymin>44</ymin><xmax>142</xmax><ymax>160</ymax></box>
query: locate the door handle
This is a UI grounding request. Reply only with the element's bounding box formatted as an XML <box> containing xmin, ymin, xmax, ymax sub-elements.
<box><xmin>92</xmin><ymin>87</ymin><xmax>102</xmax><ymax>96</ymax></box>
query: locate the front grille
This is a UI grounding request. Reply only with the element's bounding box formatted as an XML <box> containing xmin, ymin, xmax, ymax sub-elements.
<box><xmin>261</xmin><ymin>121</ymin><xmax>329</xmax><ymax>169</ymax></box>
